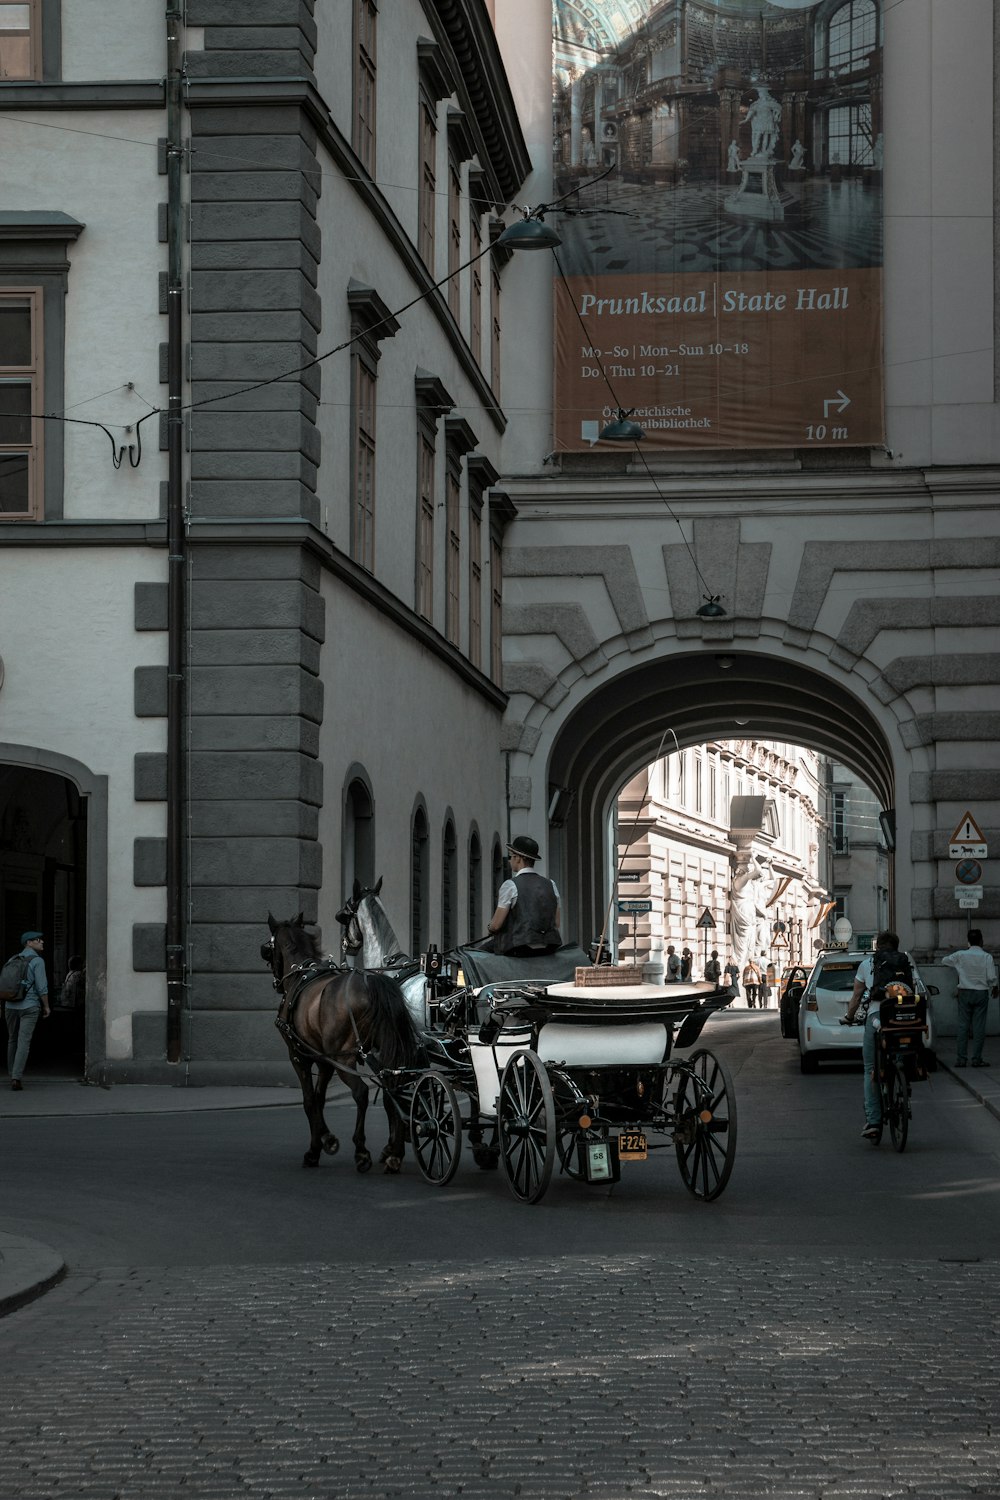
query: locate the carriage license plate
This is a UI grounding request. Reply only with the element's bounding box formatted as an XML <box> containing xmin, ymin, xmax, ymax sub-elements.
<box><xmin>618</xmin><ymin>1132</ymin><xmax>647</xmax><ymax>1161</ymax></box>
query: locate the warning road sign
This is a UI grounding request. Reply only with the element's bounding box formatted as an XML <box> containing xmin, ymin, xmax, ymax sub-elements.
<box><xmin>696</xmin><ymin>908</ymin><xmax>716</xmax><ymax>929</ymax></box>
<box><xmin>949</xmin><ymin>810</ymin><xmax>987</xmax><ymax>860</ymax></box>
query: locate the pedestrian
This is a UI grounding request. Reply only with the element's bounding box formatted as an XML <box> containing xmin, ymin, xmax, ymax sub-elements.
<box><xmin>942</xmin><ymin>928</ymin><xmax>997</xmax><ymax>1069</ymax></box>
<box><xmin>486</xmin><ymin>835</ymin><xmax>561</xmax><ymax>956</ymax></box>
<box><xmin>705</xmin><ymin>949</ymin><xmax>722</xmax><ymax>985</ymax></box>
<box><xmin>680</xmin><ymin>947</ymin><xmax>693</xmax><ymax>982</ymax></box>
<box><xmin>761</xmin><ymin>960</ymin><xmax>779</xmax><ymax>1008</ymax></box>
<box><xmin>724</xmin><ymin>956</ymin><xmax>740</xmax><ymax>1000</ymax></box>
<box><xmin>845</xmin><ymin>930</ymin><xmax>916</xmax><ymax>1140</ymax></box>
<box><xmin>3</xmin><ymin>930</ymin><xmax>50</xmax><ymax>1091</ymax></box>
<box><xmin>59</xmin><ymin>954</ymin><xmax>86</xmax><ymax>1010</ymax></box>
<box><xmin>666</xmin><ymin>944</ymin><xmax>682</xmax><ymax>983</ymax></box>
<box><xmin>742</xmin><ymin>957</ymin><xmax>760</xmax><ymax>1008</ymax></box>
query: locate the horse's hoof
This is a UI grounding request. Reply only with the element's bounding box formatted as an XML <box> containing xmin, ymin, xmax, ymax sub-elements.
<box><xmin>302</xmin><ymin>1154</ymin><xmax>320</xmax><ymax>1169</ymax></box>
<box><xmin>382</xmin><ymin>1156</ymin><xmax>402</xmax><ymax>1175</ymax></box>
<box><xmin>322</xmin><ymin>1135</ymin><xmax>340</xmax><ymax>1156</ymax></box>
<box><xmin>355</xmin><ymin>1154</ymin><xmax>373</xmax><ymax>1174</ymax></box>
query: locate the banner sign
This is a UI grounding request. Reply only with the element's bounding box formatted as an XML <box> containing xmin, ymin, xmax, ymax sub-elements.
<box><xmin>552</xmin><ymin>1</ymin><xmax>884</xmax><ymax>451</ymax></box>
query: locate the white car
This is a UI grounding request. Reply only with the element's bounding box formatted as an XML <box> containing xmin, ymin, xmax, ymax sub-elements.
<box><xmin>795</xmin><ymin>950</ymin><xmax>936</xmax><ymax>1073</ymax></box>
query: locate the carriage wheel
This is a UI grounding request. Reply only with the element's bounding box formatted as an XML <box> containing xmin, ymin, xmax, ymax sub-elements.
<box><xmin>887</xmin><ymin>1059</ymin><xmax>909</xmax><ymax>1153</ymax></box>
<box><xmin>498</xmin><ymin>1051</ymin><xmax>556</xmax><ymax>1204</ymax></box>
<box><xmin>672</xmin><ymin>1048</ymin><xmax>738</xmax><ymax>1201</ymax></box>
<box><xmin>409</xmin><ymin>1072</ymin><xmax>462</xmax><ymax>1186</ymax></box>
<box><xmin>556</xmin><ymin>1124</ymin><xmax>586</xmax><ymax>1180</ymax></box>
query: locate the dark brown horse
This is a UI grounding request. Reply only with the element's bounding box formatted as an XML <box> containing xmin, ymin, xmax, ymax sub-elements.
<box><xmin>263</xmin><ymin>913</ymin><xmax>421</xmax><ymax>1172</ymax></box>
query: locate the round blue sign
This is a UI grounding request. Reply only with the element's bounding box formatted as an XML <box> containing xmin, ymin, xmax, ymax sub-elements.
<box><xmin>956</xmin><ymin>859</ymin><xmax>983</xmax><ymax>885</ymax></box>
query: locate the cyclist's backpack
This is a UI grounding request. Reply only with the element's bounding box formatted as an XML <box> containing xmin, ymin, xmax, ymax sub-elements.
<box><xmin>871</xmin><ymin>948</ymin><xmax>913</xmax><ymax>999</ymax></box>
<box><xmin>0</xmin><ymin>953</ymin><xmax>30</xmax><ymax>1002</ymax></box>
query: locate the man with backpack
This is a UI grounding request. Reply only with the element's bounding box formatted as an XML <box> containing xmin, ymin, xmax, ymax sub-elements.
<box><xmin>2</xmin><ymin>931</ymin><xmax>50</xmax><ymax>1091</ymax></box>
<box><xmin>845</xmin><ymin>930</ymin><xmax>915</xmax><ymax>1140</ymax></box>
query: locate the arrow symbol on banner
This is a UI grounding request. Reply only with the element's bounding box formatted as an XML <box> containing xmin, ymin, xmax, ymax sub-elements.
<box><xmin>823</xmin><ymin>390</ymin><xmax>851</xmax><ymax>417</ymax></box>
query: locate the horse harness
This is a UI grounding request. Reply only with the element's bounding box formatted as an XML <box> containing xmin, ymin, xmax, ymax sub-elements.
<box><xmin>263</xmin><ymin>942</ymin><xmax>372</xmax><ymax>1075</ymax></box>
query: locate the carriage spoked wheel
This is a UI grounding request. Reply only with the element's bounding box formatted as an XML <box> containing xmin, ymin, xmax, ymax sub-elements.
<box><xmin>671</xmin><ymin>1048</ymin><xmax>738</xmax><ymax>1201</ymax></box>
<box><xmin>497</xmin><ymin>1050</ymin><xmax>556</xmax><ymax>1204</ymax></box>
<box><xmin>409</xmin><ymin>1071</ymin><xmax>463</xmax><ymax>1186</ymax></box>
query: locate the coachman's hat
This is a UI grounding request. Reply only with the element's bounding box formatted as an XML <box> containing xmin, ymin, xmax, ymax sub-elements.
<box><xmin>506</xmin><ymin>835</ymin><xmax>540</xmax><ymax>861</ymax></box>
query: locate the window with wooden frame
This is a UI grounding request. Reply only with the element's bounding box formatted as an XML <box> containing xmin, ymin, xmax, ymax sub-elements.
<box><xmin>466</xmin><ymin>452</ymin><xmax>496</xmax><ymax>674</ymax></box>
<box><xmin>441</xmin><ymin>817</ymin><xmax>457</xmax><ymax>952</ymax></box>
<box><xmin>418</xmin><ymin>98</ymin><xmax>437</xmax><ymax>267</ymax></box>
<box><xmin>0</xmin><ymin>289</ymin><xmax>41</xmax><ymax>518</ymax></box>
<box><xmin>447</xmin><ymin>152</ymin><xmax>462</xmax><ymax>320</ymax></box>
<box><xmin>353</xmin><ymin>0</ymin><xmax>377</xmax><ymax>174</ymax></box>
<box><xmin>489</xmin><ymin>532</ymin><xmax>502</xmax><ymax>683</ymax></box>
<box><xmin>468</xmin><ymin>829</ymin><xmax>482</xmax><ymax>943</ymax></box>
<box><xmin>352</xmin><ymin>356</ymin><xmax>376</xmax><ymax>569</ymax></box>
<box><xmin>490</xmin><ymin>262</ymin><xmax>502</xmax><ymax>400</ymax></box>
<box><xmin>469</xmin><ymin>209</ymin><xmax>483</xmax><ymax>365</ymax></box>
<box><xmin>414</xmin><ymin>371</ymin><xmax>455</xmax><ymax>625</ymax></box>
<box><xmin>417</xmin><ymin>431</ymin><xmax>435</xmax><ymax>621</ymax></box>
<box><xmin>410</xmin><ymin>803</ymin><xmax>430</xmax><ymax>955</ymax></box>
<box><xmin>444</xmin><ymin>459</ymin><xmax>460</xmax><ymax>645</ymax></box>
<box><xmin>347</xmin><ymin>282</ymin><xmax>399</xmax><ymax>571</ymax></box>
<box><xmin>0</xmin><ymin>0</ymin><xmax>38</xmax><ymax>80</ymax></box>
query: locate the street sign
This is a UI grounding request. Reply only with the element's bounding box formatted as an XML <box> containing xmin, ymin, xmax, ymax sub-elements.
<box><xmin>696</xmin><ymin>908</ymin><xmax>716</xmax><ymax>929</ymax></box>
<box><xmin>618</xmin><ymin>872</ymin><xmax>642</xmax><ymax>883</ymax></box>
<box><xmin>955</xmin><ymin>859</ymin><xmax>983</xmax><ymax>885</ymax></box>
<box><xmin>618</xmin><ymin>899</ymin><xmax>652</xmax><ymax>914</ymax></box>
<box><xmin>949</xmin><ymin>811</ymin><xmax>987</xmax><ymax>860</ymax></box>
<box><xmin>954</xmin><ymin>885</ymin><xmax>983</xmax><ymax>900</ymax></box>
<box><xmin>958</xmin><ymin>896</ymin><xmax>981</xmax><ymax>910</ymax></box>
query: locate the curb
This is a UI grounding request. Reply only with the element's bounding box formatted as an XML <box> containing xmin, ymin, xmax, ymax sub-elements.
<box><xmin>0</xmin><ymin>1234</ymin><xmax>66</xmax><ymax>1319</ymax></box>
<box><xmin>938</xmin><ymin>1060</ymin><xmax>1000</xmax><ymax>1124</ymax></box>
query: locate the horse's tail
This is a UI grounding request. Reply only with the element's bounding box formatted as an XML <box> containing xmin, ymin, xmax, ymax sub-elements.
<box><xmin>360</xmin><ymin>971</ymin><xmax>422</xmax><ymax>1069</ymax></box>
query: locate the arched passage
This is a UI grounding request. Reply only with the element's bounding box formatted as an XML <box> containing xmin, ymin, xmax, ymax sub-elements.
<box><xmin>545</xmin><ymin>651</ymin><xmax>898</xmax><ymax>950</ymax></box>
<box><xmin>0</xmin><ymin>745</ymin><xmax>107</xmax><ymax>1077</ymax></box>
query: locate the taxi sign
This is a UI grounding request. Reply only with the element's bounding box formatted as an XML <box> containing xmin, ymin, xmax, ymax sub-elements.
<box><xmin>958</xmin><ymin>896</ymin><xmax>981</xmax><ymax>910</ymax></box>
<box><xmin>954</xmin><ymin>885</ymin><xmax>983</xmax><ymax>900</ymax></box>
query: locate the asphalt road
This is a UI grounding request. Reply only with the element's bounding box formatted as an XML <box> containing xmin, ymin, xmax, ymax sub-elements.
<box><xmin>2</xmin><ymin>1014</ymin><xmax>998</xmax><ymax>1269</ymax></box>
<box><xmin>3</xmin><ymin>1015</ymin><xmax>998</xmax><ymax>1500</ymax></box>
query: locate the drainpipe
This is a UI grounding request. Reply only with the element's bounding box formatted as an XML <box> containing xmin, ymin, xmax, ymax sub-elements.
<box><xmin>165</xmin><ymin>3</ymin><xmax>187</xmax><ymax>1065</ymax></box>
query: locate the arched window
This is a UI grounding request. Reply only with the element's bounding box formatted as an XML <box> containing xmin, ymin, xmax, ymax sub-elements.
<box><xmin>441</xmin><ymin>816</ymin><xmax>458</xmax><ymax>952</ymax></box>
<box><xmin>343</xmin><ymin>773</ymin><xmax>374</xmax><ymax>895</ymax></box>
<box><xmin>491</xmin><ymin>837</ymin><xmax>504</xmax><ymax>911</ymax></box>
<box><xmin>827</xmin><ymin>0</ymin><xmax>877</xmax><ymax>74</ymax></box>
<box><xmin>468</xmin><ymin>829</ymin><xmax>482</xmax><ymax>942</ymax></box>
<box><xmin>410</xmin><ymin>804</ymin><xmax>429</xmax><ymax>955</ymax></box>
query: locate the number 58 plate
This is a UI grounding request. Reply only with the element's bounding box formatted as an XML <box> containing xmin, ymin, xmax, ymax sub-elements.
<box><xmin>618</xmin><ymin>1132</ymin><xmax>647</xmax><ymax>1161</ymax></box>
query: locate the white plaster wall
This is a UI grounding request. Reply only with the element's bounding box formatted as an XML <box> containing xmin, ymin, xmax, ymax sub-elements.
<box><xmin>0</xmin><ymin>548</ymin><xmax>167</xmax><ymax>1057</ymax></box>
<box><xmin>494</xmin><ymin>0</ymin><xmax>1000</xmax><ymax>471</ymax></box>
<box><xmin>61</xmin><ymin>1</ymin><xmax>164</xmax><ymax>81</ymax></box>
<box><xmin>316</xmin><ymin>577</ymin><xmax>506</xmax><ymax>948</ymax></box>
<box><xmin>1</xmin><ymin>108</ymin><xmax>167</xmax><ymax>519</ymax></box>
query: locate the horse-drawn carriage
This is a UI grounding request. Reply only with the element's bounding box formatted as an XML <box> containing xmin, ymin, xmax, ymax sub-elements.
<box><xmin>262</xmin><ymin>885</ymin><xmax>739</xmax><ymax>1205</ymax></box>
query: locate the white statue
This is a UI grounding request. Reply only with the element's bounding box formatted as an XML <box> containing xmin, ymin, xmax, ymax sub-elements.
<box><xmin>872</xmin><ymin>133</ymin><xmax>883</xmax><ymax>170</ymax></box>
<box><xmin>727</xmin><ymin>139</ymin><xmax>741</xmax><ymax>173</ymax></box>
<box><xmin>580</xmin><ymin>127</ymin><xmax>597</xmax><ymax>167</ymax></box>
<box><xmin>746</xmin><ymin>85</ymin><xmax>782</xmax><ymax>160</ymax></box>
<box><xmin>730</xmin><ymin>851</ymin><xmax>769</xmax><ymax>969</ymax></box>
<box><xmin>789</xmin><ymin>139</ymin><xmax>806</xmax><ymax>170</ymax></box>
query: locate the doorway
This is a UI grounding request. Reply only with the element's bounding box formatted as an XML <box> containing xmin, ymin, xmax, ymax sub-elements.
<box><xmin>0</xmin><ymin>766</ymin><xmax>87</xmax><ymax>1075</ymax></box>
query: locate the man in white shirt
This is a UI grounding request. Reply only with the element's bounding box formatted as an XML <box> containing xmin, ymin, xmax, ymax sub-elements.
<box><xmin>487</xmin><ymin>836</ymin><xmax>561</xmax><ymax>957</ymax></box>
<box><xmin>942</xmin><ymin>929</ymin><xmax>997</xmax><ymax>1069</ymax></box>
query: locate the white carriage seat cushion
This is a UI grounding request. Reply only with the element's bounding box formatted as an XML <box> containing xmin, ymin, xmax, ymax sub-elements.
<box><xmin>537</xmin><ymin>1022</ymin><xmax>668</xmax><ymax>1068</ymax></box>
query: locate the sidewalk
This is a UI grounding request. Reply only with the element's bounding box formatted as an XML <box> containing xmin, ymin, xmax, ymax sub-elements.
<box><xmin>0</xmin><ymin>1076</ymin><xmax>301</xmax><ymax>1316</ymax></box>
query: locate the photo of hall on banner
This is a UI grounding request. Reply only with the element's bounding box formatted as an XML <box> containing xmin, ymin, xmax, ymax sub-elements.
<box><xmin>551</xmin><ymin>0</ymin><xmax>884</xmax><ymax>452</ymax></box>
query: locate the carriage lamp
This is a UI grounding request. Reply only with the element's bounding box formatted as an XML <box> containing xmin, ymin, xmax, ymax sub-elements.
<box><xmin>421</xmin><ymin>944</ymin><xmax>443</xmax><ymax>976</ymax></box>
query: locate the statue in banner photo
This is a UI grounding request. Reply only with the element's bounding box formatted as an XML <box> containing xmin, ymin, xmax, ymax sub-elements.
<box><xmin>746</xmin><ymin>84</ymin><xmax>782</xmax><ymax>160</ymax></box>
<box><xmin>727</xmin><ymin>139</ymin><xmax>742</xmax><ymax>173</ymax></box>
<box><xmin>789</xmin><ymin>139</ymin><xmax>806</xmax><ymax>171</ymax></box>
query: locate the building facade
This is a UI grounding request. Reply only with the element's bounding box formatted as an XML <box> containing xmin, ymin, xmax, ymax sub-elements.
<box><xmin>0</xmin><ymin>0</ymin><xmax>529</xmax><ymax>1079</ymax></box>
<box><xmin>615</xmin><ymin>741</ymin><xmax>827</xmax><ymax>975</ymax></box>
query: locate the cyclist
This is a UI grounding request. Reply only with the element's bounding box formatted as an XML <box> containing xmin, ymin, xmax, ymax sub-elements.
<box><xmin>844</xmin><ymin>930</ymin><xmax>914</xmax><ymax>1141</ymax></box>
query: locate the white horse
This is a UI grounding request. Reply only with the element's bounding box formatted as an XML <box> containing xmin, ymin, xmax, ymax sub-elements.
<box><xmin>334</xmin><ymin>878</ymin><xmax>429</xmax><ymax>1028</ymax></box>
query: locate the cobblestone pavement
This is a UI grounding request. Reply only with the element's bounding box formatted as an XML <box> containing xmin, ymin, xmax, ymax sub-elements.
<box><xmin>2</xmin><ymin>1252</ymin><xmax>998</xmax><ymax>1500</ymax></box>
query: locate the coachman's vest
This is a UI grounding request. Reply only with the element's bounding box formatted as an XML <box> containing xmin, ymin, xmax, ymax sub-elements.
<box><xmin>496</xmin><ymin>871</ymin><xmax>561</xmax><ymax>955</ymax></box>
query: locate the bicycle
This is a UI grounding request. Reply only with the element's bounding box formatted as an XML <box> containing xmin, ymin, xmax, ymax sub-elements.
<box><xmin>843</xmin><ymin>984</ymin><xmax>929</xmax><ymax>1152</ymax></box>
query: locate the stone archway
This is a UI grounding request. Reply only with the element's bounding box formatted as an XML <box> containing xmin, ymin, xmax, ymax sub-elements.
<box><xmin>0</xmin><ymin>744</ymin><xmax>108</xmax><ymax>1076</ymax></box>
<box><xmin>541</xmin><ymin>648</ymin><xmax>901</xmax><ymax>952</ymax></box>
